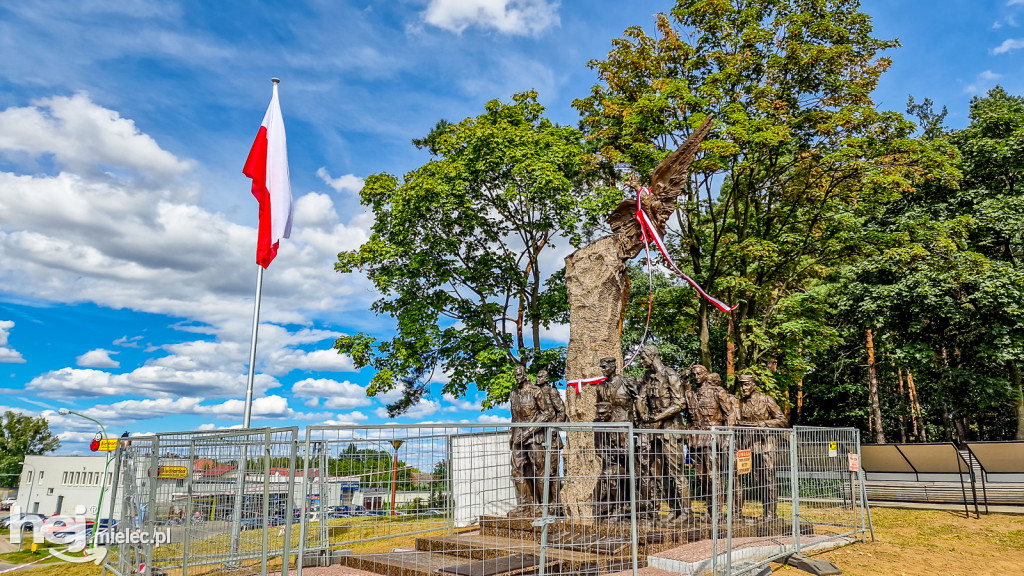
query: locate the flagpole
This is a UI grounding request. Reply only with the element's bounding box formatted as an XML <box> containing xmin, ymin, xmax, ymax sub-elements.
<box><xmin>243</xmin><ymin>265</ymin><xmax>264</xmax><ymax>428</ymax></box>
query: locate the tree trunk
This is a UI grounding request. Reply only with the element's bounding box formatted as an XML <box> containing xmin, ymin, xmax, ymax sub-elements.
<box><xmin>866</xmin><ymin>329</ymin><xmax>885</xmax><ymax>444</ymax></box>
<box><xmin>896</xmin><ymin>368</ymin><xmax>907</xmax><ymax>443</ymax></box>
<box><xmin>563</xmin><ymin>235</ymin><xmax>628</xmax><ymax>521</ymax></box>
<box><xmin>907</xmin><ymin>371</ymin><xmax>926</xmax><ymax>442</ymax></box>
<box><xmin>1010</xmin><ymin>360</ymin><xmax>1024</xmax><ymax>441</ymax></box>
<box><xmin>726</xmin><ymin>313</ymin><xmax>735</xmax><ymax>383</ymax></box>
<box><xmin>699</xmin><ymin>303</ymin><xmax>712</xmax><ymax>368</ymax></box>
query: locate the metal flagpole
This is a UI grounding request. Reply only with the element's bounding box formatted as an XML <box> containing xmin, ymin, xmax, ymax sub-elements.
<box><xmin>243</xmin><ymin>265</ymin><xmax>264</xmax><ymax>427</ymax></box>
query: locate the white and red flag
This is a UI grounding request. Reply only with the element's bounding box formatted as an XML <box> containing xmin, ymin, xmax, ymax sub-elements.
<box><xmin>243</xmin><ymin>81</ymin><xmax>293</xmax><ymax>268</ymax></box>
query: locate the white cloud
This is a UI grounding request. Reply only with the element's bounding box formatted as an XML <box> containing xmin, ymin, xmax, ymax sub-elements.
<box><xmin>27</xmin><ymin>366</ymin><xmax>280</xmax><ymax>399</ymax></box>
<box><xmin>291</xmin><ymin>378</ymin><xmax>372</xmax><ymax>409</ymax></box>
<box><xmin>323</xmin><ymin>411</ymin><xmax>369</xmax><ymax>426</ymax></box>
<box><xmin>477</xmin><ymin>413</ymin><xmax>511</xmax><ymax>424</ymax></box>
<box><xmin>964</xmin><ymin>70</ymin><xmax>1004</xmax><ymax>95</ymax></box>
<box><xmin>374</xmin><ymin>398</ymin><xmax>441</xmax><ymax>420</ymax></box>
<box><xmin>442</xmin><ymin>392</ymin><xmax>482</xmax><ymax>412</ymax></box>
<box><xmin>316</xmin><ymin>167</ymin><xmax>364</xmax><ymax>195</ymax></box>
<box><xmin>0</xmin><ymin>93</ymin><xmax>191</xmax><ymax>179</ymax></box>
<box><xmin>0</xmin><ymin>320</ymin><xmax>26</xmax><ymax>363</ymax></box>
<box><xmin>1009</xmin><ymin>0</ymin><xmax>1024</xmax><ymax>6</ymax></box>
<box><xmin>43</xmin><ymin>394</ymin><xmax>308</xmax><ymax>424</ymax></box>
<box><xmin>76</xmin><ymin>348</ymin><xmax>120</xmax><ymax>368</ymax></box>
<box><xmin>993</xmin><ymin>38</ymin><xmax>1024</xmax><ymax>54</ymax></box>
<box><xmin>423</xmin><ymin>0</ymin><xmax>560</xmax><ymax>36</ymax></box>
<box><xmin>113</xmin><ymin>335</ymin><xmax>143</xmax><ymax>348</ymax></box>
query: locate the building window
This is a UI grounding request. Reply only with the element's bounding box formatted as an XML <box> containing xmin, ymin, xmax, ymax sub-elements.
<box><xmin>106</xmin><ymin>472</ymin><xmax>112</xmax><ymax>485</ymax></box>
<box><xmin>62</xmin><ymin>472</ymin><xmax>68</xmax><ymax>484</ymax></box>
<box><xmin>24</xmin><ymin>471</ymin><xmax>32</xmax><ymax>483</ymax></box>
<box><xmin>39</xmin><ymin>471</ymin><xmax>44</xmax><ymax>481</ymax></box>
<box><xmin>47</xmin><ymin>488</ymin><xmax>53</xmax><ymax>495</ymax></box>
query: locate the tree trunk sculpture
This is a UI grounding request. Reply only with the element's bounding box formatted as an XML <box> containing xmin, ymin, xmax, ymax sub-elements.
<box><xmin>561</xmin><ymin>116</ymin><xmax>713</xmax><ymax>521</ymax></box>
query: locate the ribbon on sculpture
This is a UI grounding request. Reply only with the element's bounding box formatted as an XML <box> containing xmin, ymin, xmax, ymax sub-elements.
<box><xmin>622</xmin><ymin>187</ymin><xmax>736</xmax><ymax>369</ymax></box>
<box><xmin>566</xmin><ymin>376</ymin><xmax>607</xmax><ymax>394</ymax></box>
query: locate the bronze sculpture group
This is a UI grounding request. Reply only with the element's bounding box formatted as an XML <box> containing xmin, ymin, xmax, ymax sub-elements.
<box><xmin>509</xmin><ymin>353</ymin><xmax>786</xmax><ymax>525</ymax></box>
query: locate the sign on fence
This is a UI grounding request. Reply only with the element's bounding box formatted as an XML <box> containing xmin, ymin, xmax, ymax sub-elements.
<box><xmin>848</xmin><ymin>453</ymin><xmax>860</xmax><ymax>471</ymax></box>
<box><xmin>736</xmin><ymin>449</ymin><xmax>752</xmax><ymax>475</ymax></box>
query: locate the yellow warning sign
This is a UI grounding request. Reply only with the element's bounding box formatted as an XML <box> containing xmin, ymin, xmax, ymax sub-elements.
<box><xmin>736</xmin><ymin>449</ymin><xmax>752</xmax><ymax>475</ymax></box>
<box><xmin>97</xmin><ymin>438</ymin><xmax>119</xmax><ymax>452</ymax></box>
<box><xmin>157</xmin><ymin>466</ymin><xmax>188</xmax><ymax>479</ymax></box>
<box><xmin>828</xmin><ymin>441</ymin><xmax>838</xmax><ymax>457</ymax></box>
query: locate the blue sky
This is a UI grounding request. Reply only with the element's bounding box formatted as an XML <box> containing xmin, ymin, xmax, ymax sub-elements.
<box><xmin>0</xmin><ymin>0</ymin><xmax>1021</xmax><ymax>452</ymax></box>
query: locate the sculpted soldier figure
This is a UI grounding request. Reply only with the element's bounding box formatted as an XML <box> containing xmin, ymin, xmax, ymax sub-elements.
<box><xmin>593</xmin><ymin>402</ymin><xmax>630</xmax><ymax>518</ymax></box>
<box><xmin>685</xmin><ymin>365</ymin><xmax>737</xmax><ymax>522</ymax></box>
<box><xmin>636</xmin><ymin>345</ymin><xmax>692</xmax><ymax>523</ymax></box>
<box><xmin>736</xmin><ymin>373</ymin><xmax>787</xmax><ymax>519</ymax></box>
<box><xmin>509</xmin><ymin>364</ymin><xmax>556</xmax><ymax>517</ymax></box>
<box><xmin>537</xmin><ymin>368</ymin><xmax>566</xmax><ymax>511</ymax></box>
<box><xmin>594</xmin><ymin>357</ymin><xmax>640</xmax><ymax>517</ymax></box>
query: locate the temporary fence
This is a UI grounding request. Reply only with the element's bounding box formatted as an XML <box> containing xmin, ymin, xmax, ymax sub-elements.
<box><xmin>103</xmin><ymin>423</ymin><xmax>869</xmax><ymax>576</ymax></box>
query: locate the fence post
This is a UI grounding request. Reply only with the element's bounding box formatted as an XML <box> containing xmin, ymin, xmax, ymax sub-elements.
<box><xmin>281</xmin><ymin>429</ymin><xmax>297</xmax><ymax>576</ymax></box>
<box><xmin>855</xmin><ymin>429</ymin><xmax>874</xmax><ymax>541</ymax></box>
<box><xmin>104</xmin><ymin>440</ymin><xmax>123</xmax><ymax>575</ymax></box>
<box><xmin>262</xmin><ymin>430</ymin><xmax>272</xmax><ymax>575</ymax></box>
<box><xmin>626</xmin><ymin>425</ymin><xmax>638</xmax><ymax>576</ymax></box>
<box><xmin>144</xmin><ymin>436</ymin><xmax>160</xmax><ymax>576</ymax></box>
<box><xmin>182</xmin><ymin>438</ymin><xmax>195</xmax><ymax>576</ymax></box>
<box><xmin>710</xmin><ymin>431</ymin><xmax>719</xmax><ymax>576</ymax></box>
<box><xmin>725</xmin><ymin>431</ymin><xmax>735</xmax><ymax>576</ymax></box>
<box><xmin>297</xmin><ymin>429</ymin><xmax>312</xmax><ymax>576</ymax></box>
<box><xmin>537</xmin><ymin>427</ymin><xmax>554</xmax><ymax>576</ymax></box>
<box><xmin>790</xmin><ymin>428</ymin><xmax>800</xmax><ymax>554</ymax></box>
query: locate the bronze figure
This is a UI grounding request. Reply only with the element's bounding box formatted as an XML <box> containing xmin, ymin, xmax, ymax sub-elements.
<box><xmin>537</xmin><ymin>368</ymin><xmax>566</xmax><ymax>512</ymax></box>
<box><xmin>685</xmin><ymin>365</ymin><xmax>737</xmax><ymax>522</ymax></box>
<box><xmin>509</xmin><ymin>364</ymin><xmax>557</xmax><ymax>517</ymax></box>
<box><xmin>636</xmin><ymin>345</ymin><xmax>692</xmax><ymax>523</ymax></box>
<box><xmin>593</xmin><ymin>401</ymin><xmax>630</xmax><ymax>518</ymax></box>
<box><xmin>735</xmin><ymin>373</ymin><xmax>787</xmax><ymax>519</ymax></box>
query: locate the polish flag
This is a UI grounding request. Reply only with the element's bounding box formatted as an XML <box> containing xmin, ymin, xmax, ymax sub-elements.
<box><xmin>243</xmin><ymin>80</ymin><xmax>293</xmax><ymax>268</ymax></box>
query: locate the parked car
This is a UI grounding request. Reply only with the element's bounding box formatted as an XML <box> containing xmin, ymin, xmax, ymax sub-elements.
<box><xmin>45</xmin><ymin>519</ymin><xmax>94</xmax><ymax>544</ymax></box>
<box><xmin>240</xmin><ymin>516</ymin><xmax>286</xmax><ymax>530</ymax></box>
<box><xmin>1</xmin><ymin>513</ymin><xmax>45</xmax><ymax>531</ymax></box>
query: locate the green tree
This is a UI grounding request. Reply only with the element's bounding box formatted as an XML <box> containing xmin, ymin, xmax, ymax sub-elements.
<box><xmin>802</xmin><ymin>92</ymin><xmax>1024</xmax><ymax>442</ymax></box>
<box><xmin>951</xmin><ymin>86</ymin><xmax>1024</xmax><ymax>439</ymax></box>
<box><xmin>573</xmin><ymin>0</ymin><xmax>952</xmax><ymax>394</ymax></box>
<box><xmin>0</xmin><ymin>411</ymin><xmax>60</xmax><ymax>487</ymax></box>
<box><xmin>335</xmin><ymin>91</ymin><xmax>619</xmax><ymax>413</ymax></box>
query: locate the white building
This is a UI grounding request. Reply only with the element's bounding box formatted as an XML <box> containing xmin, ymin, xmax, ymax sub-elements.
<box><xmin>18</xmin><ymin>455</ymin><xmax>116</xmax><ymax>517</ymax></box>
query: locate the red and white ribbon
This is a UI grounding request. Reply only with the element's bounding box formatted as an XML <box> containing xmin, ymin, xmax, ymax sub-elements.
<box><xmin>621</xmin><ymin>187</ymin><xmax>736</xmax><ymax>369</ymax></box>
<box><xmin>565</xmin><ymin>376</ymin><xmax>607</xmax><ymax>394</ymax></box>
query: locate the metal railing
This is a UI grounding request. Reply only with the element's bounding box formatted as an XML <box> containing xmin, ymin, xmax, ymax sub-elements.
<box><xmin>102</xmin><ymin>424</ymin><xmax>869</xmax><ymax>576</ymax></box>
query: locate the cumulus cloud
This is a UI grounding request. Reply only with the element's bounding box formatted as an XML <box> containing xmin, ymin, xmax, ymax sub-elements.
<box><xmin>76</xmin><ymin>348</ymin><xmax>120</xmax><ymax>368</ymax></box>
<box><xmin>291</xmin><ymin>378</ymin><xmax>372</xmax><ymax>409</ymax></box>
<box><xmin>422</xmin><ymin>0</ymin><xmax>560</xmax><ymax>36</ymax></box>
<box><xmin>27</xmin><ymin>366</ymin><xmax>280</xmax><ymax>399</ymax></box>
<box><xmin>477</xmin><ymin>413</ymin><xmax>511</xmax><ymax>424</ymax></box>
<box><xmin>964</xmin><ymin>70</ymin><xmax>1003</xmax><ymax>94</ymax></box>
<box><xmin>43</xmin><ymin>394</ymin><xmax>313</xmax><ymax>423</ymax></box>
<box><xmin>442</xmin><ymin>392</ymin><xmax>482</xmax><ymax>412</ymax></box>
<box><xmin>0</xmin><ymin>93</ymin><xmax>191</xmax><ymax>179</ymax></box>
<box><xmin>993</xmin><ymin>38</ymin><xmax>1024</xmax><ymax>54</ymax></box>
<box><xmin>0</xmin><ymin>94</ymin><xmax>379</xmax><ymax>409</ymax></box>
<box><xmin>0</xmin><ymin>321</ymin><xmax>26</xmax><ymax>363</ymax></box>
<box><xmin>375</xmin><ymin>398</ymin><xmax>440</xmax><ymax>420</ymax></box>
<box><xmin>316</xmin><ymin>167</ymin><xmax>364</xmax><ymax>195</ymax></box>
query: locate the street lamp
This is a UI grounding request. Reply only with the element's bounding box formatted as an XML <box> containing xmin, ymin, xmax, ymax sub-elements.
<box><xmin>59</xmin><ymin>408</ymin><xmax>111</xmax><ymax>545</ymax></box>
<box><xmin>18</xmin><ymin>461</ymin><xmax>35</xmax><ymax>551</ymax></box>
<box><xmin>389</xmin><ymin>440</ymin><xmax>405</xmax><ymax>516</ymax></box>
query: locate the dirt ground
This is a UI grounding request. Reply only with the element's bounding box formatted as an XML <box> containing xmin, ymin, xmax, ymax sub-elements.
<box><xmin>773</xmin><ymin>507</ymin><xmax>1024</xmax><ymax>576</ymax></box>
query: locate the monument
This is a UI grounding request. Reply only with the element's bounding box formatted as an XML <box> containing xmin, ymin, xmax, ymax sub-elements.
<box><xmin>735</xmin><ymin>373</ymin><xmax>787</xmax><ymax>520</ymax></box>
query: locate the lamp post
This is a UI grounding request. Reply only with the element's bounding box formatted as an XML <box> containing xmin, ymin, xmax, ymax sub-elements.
<box><xmin>389</xmin><ymin>440</ymin><xmax>404</xmax><ymax>516</ymax></box>
<box><xmin>59</xmin><ymin>408</ymin><xmax>111</xmax><ymax>545</ymax></box>
<box><xmin>18</xmin><ymin>461</ymin><xmax>35</xmax><ymax>551</ymax></box>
